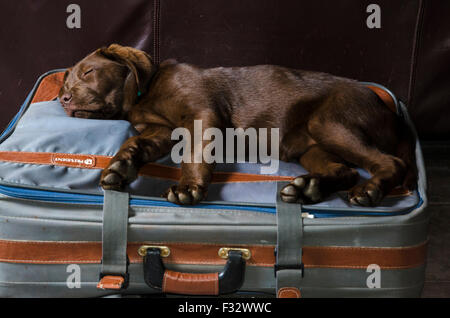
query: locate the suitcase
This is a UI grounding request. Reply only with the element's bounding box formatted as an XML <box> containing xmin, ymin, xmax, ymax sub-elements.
<box><xmin>0</xmin><ymin>70</ymin><xmax>429</xmax><ymax>297</ymax></box>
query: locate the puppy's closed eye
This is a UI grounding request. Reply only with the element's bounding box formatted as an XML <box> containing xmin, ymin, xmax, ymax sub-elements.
<box><xmin>83</xmin><ymin>69</ymin><xmax>94</xmax><ymax>77</ymax></box>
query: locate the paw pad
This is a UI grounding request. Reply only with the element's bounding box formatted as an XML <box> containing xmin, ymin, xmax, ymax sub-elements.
<box><xmin>280</xmin><ymin>175</ymin><xmax>323</xmax><ymax>204</ymax></box>
<box><xmin>164</xmin><ymin>185</ymin><xmax>205</xmax><ymax>205</ymax></box>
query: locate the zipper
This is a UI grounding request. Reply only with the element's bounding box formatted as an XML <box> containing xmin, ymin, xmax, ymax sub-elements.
<box><xmin>0</xmin><ymin>184</ymin><xmax>422</xmax><ymax>218</ymax></box>
<box><xmin>0</xmin><ymin>184</ymin><xmax>278</xmax><ymax>214</ymax></box>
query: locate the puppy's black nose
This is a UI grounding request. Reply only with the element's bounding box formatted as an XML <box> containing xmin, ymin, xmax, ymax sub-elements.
<box><xmin>61</xmin><ymin>93</ymin><xmax>72</xmax><ymax>104</ymax></box>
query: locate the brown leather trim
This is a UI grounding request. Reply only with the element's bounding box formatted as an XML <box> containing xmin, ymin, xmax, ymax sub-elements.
<box><xmin>0</xmin><ymin>151</ymin><xmax>111</xmax><ymax>171</ymax></box>
<box><xmin>162</xmin><ymin>270</ymin><xmax>219</xmax><ymax>295</ymax></box>
<box><xmin>0</xmin><ymin>150</ymin><xmax>292</xmax><ymax>184</ymax></box>
<box><xmin>303</xmin><ymin>243</ymin><xmax>427</xmax><ymax>269</ymax></box>
<box><xmin>31</xmin><ymin>72</ymin><xmax>65</xmax><ymax>104</ymax></box>
<box><xmin>277</xmin><ymin>287</ymin><xmax>301</xmax><ymax>298</ymax></box>
<box><xmin>97</xmin><ymin>275</ymin><xmax>125</xmax><ymax>290</ymax></box>
<box><xmin>0</xmin><ymin>151</ymin><xmax>412</xmax><ymax>195</ymax></box>
<box><xmin>0</xmin><ymin>240</ymin><xmax>427</xmax><ymax>270</ymax></box>
<box><xmin>367</xmin><ymin>85</ymin><xmax>397</xmax><ymax>113</ymax></box>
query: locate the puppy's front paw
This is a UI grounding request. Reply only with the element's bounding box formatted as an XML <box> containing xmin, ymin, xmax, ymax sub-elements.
<box><xmin>280</xmin><ymin>175</ymin><xmax>323</xmax><ymax>204</ymax></box>
<box><xmin>163</xmin><ymin>184</ymin><xmax>206</xmax><ymax>205</ymax></box>
<box><xmin>348</xmin><ymin>181</ymin><xmax>383</xmax><ymax>206</ymax></box>
<box><xmin>100</xmin><ymin>159</ymin><xmax>138</xmax><ymax>191</ymax></box>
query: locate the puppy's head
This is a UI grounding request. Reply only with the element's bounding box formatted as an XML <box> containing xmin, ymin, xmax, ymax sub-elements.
<box><xmin>58</xmin><ymin>44</ymin><xmax>155</xmax><ymax>119</ymax></box>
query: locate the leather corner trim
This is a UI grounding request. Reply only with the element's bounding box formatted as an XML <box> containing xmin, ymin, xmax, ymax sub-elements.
<box><xmin>31</xmin><ymin>72</ymin><xmax>65</xmax><ymax>104</ymax></box>
<box><xmin>97</xmin><ymin>275</ymin><xmax>125</xmax><ymax>290</ymax></box>
<box><xmin>277</xmin><ymin>287</ymin><xmax>301</xmax><ymax>298</ymax></box>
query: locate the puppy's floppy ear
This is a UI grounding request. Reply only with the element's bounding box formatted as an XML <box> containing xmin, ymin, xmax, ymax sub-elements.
<box><xmin>98</xmin><ymin>44</ymin><xmax>155</xmax><ymax>105</ymax></box>
<box><xmin>63</xmin><ymin>68</ymin><xmax>70</xmax><ymax>82</ymax></box>
<box><xmin>59</xmin><ymin>67</ymin><xmax>73</xmax><ymax>98</ymax></box>
<box><xmin>62</xmin><ymin>67</ymin><xmax>73</xmax><ymax>83</ymax></box>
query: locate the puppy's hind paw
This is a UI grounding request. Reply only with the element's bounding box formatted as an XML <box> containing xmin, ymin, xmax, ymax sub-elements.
<box><xmin>348</xmin><ymin>182</ymin><xmax>383</xmax><ymax>207</ymax></box>
<box><xmin>280</xmin><ymin>175</ymin><xmax>323</xmax><ymax>204</ymax></box>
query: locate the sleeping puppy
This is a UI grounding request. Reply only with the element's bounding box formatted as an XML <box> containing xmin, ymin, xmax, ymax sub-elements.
<box><xmin>59</xmin><ymin>44</ymin><xmax>417</xmax><ymax>206</ymax></box>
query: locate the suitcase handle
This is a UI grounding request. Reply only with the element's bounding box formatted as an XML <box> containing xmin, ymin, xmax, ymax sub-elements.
<box><xmin>143</xmin><ymin>248</ymin><xmax>246</xmax><ymax>295</ymax></box>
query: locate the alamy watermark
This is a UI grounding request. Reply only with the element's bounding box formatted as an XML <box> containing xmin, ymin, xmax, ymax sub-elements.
<box><xmin>366</xmin><ymin>4</ymin><xmax>381</xmax><ymax>29</ymax></box>
<box><xmin>66</xmin><ymin>264</ymin><xmax>81</xmax><ymax>289</ymax></box>
<box><xmin>66</xmin><ymin>4</ymin><xmax>81</xmax><ymax>29</ymax></box>
<box><xmin>366</xmin><ymin>264</ymin><xmax>381</xmax><ymax>289</ymax></box>
<box><xmin>171</xmin><ymin>120</ymin><xmax>280</xmax><ymax>174</ymax></box>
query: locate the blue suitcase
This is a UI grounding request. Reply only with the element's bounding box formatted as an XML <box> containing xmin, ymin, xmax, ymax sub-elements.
<box><xmin>0</xmin><ymin>70</ymin><xmax>428</xmax><ymax>297</ymax></box>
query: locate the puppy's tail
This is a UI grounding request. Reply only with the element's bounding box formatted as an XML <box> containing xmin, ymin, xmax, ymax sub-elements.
<box><xmin>396</xmin><ymin>118</ymin><xmax>418</xmax><ymax>190</ymax></box>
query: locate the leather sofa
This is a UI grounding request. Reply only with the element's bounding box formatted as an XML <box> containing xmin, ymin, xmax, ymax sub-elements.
<box><xmin>0</xmin><ymin>0</ymin><xmax>449</xmax><ymax>297</ymax></box>
<box><xmin>1</xmin><ymin>0</ymin><xmax>449</xmax><ymax>140</ymax></box>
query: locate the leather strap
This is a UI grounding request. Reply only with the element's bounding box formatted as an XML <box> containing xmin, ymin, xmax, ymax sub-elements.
<box><xmin>276</xmin><ymin>182</ymin><xmax>303</xmax><ymax>269</ymax></box>
<box><xmin>0</xmin><ymin>239</ymin><xmax>427</xmax><ymax>269</ymax></box>
<box><xmin>0</xmin><ymin>150</ymin><xmax>292</xmax><ymax>183</ymax></box>
<box><xmin>275</xmin><ymin>181</ymin><xmax>304</xmax><ymax>297</ymax></box>
<box><xmin>0</xmin><ymin>151</ymin><xmax>412</xmax><ymax>195</ymax></box>
<box><xmin>98</xmin><ymin>190</ymin><xmax>130</xmax><ymax>290</ymax></box>
<box><xmin>162</xmin><ymin>270</ymin><xmax>219</xmax><ymax>295</ymax></box>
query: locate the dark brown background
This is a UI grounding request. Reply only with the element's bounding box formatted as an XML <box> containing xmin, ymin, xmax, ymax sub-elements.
<box><xmin>1</xmin><ymin>0</ymin><xmax>450</xmax><ymax>140</ymax></box>
<box><xmin>0</xmin><ymin>0</ymin><xmax>449</xmax><ymax>297</ymax></box>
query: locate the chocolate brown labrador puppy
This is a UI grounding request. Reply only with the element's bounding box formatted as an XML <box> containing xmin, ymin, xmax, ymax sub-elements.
<box><xmin>59</xmin><ymin>44</ymin><xmax>417</xmax><ymax>206</ymax></box>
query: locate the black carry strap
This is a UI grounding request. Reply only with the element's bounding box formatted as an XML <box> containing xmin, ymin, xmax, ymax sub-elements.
<box><xmin>275</xmin><ymin>182</ymin><xmax>304</xmax><ymax>298</ymax></box>
<box><xmin>97</xmin><ymin>190</ymin><xmax>130</xmax><ymax>290</ymax></box>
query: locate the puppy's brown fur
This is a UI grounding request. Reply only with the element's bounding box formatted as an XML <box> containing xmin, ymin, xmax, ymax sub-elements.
<box><xmin>59</xmin><ymin>44</ymin><xmax>417</xmax><ymax>206</ymax></box>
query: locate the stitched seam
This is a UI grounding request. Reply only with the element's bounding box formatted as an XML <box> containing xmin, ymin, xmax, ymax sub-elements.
<box><xmin>153</xmin><ymin>0</ymin><xmax>161</xmax><ymax>65</ymax></box>
<box><xmin>175</xmin><ymin>275</ymin><xmax>214</xmax><ymax>283</ymax></box>
<box><xmin>131</xmin><ymin>259</ymin><xmax>273</xmax><ymax>267</ymax></box>
<box><xmin>0</xmin><ymin>259</ymin><xmax>100</xmax><ymax>264</ymax></box>
<box><xmin>407</xmin><ymin>0</ymin><xmax>426</xmax><ymax>107</ymax></box>
<box><xmin>164</xmin><ymin>272</ymin><xmax>216</xmax><ymax>294</ymax></box>
<box><xmin>0</xmin><ymin>160</ymin><xmax>101</xmax><ymax>170</ymax></box>
<box><xmin>304</xmin><ymin>263</ymin><xmax>425</xmax><ymax>269</ymax></box>
<box><xmin>0</xmin><ymin>240</ymin><xmax>100</xmax><ymax>244</ymax></box>
<box><xmin>303</xmin><ymin>241</ymin><xmax>427</xmax><ymax>251</ymax></box>
<box><xmin>0</xmin><ymin>151</ymin><xmax>296</xmax><ymax>182</ymax></box>
<box><xmin>0</xmin><ymin>151</ymin><xmax>110</xmax><ymax>159</ymax></box>
<box><xmin>152</xmin><ymin>0</ymin><xmax>156</xmax><ymax>62</ymax></box>
<box><xmin>0</xmin><ymin>240</ymin><xmax>425</xmax><ymax>250</ymax></box>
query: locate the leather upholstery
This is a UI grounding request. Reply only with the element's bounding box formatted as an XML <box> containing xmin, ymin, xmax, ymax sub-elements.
<box><xmin>0</xmin><ymin>0</ymin><xmax>448</xmax><ymax>139</ymax></box>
